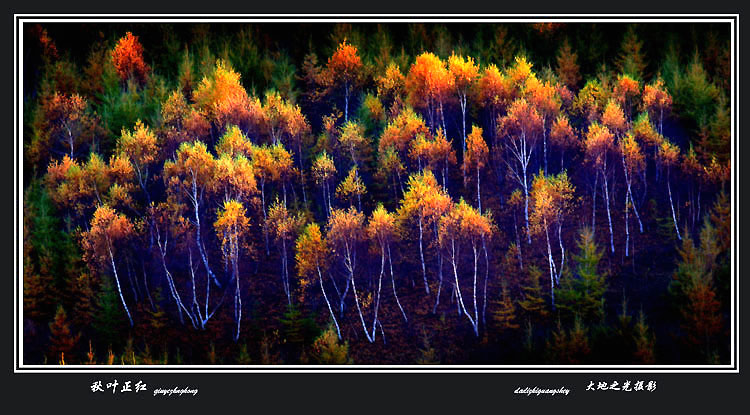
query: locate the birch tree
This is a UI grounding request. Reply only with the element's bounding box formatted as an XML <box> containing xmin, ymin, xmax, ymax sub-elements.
<box><xmin>312</xmin><ymin>151</ymin><xmax>336</xmax><ymax>218</ymax></box>
<box><xmin>267</xmin><ymin>199</ymin><xmax>304</xmax><ymax>306</ymax></box>
<box><xmin>438</xmin><ymin>198</ymin><xmax>492</xmax><ymax>336</ymax></box>
<box><xmin>463</xmin><ymin>125</ymin><xmax>489</xmax><ymax>212</ymax></box>
<box><xmin>659</xmin><ymin>139</ymin><xmax>683</xmax><ymax>241</ymax></box>
<box><xmin>584</xmin><ymin>122</ymin><xmax>616</xmax><ymax>253</ymax></box>
<box><xmin>448</xmin><ymin>53</ymin><xmax>479</xmax><ymax>162</ymax></box>
<box><xmin>364</xmin><ymin>204</ymin><xmax>406</xmax><ymax>339</ymax></box>
<box><xmin>82</xmin><ymin>205</ymin><xmax>136</xmax><ymax>327</ymax></box>
<box><xmin>398</xmin><ymin>170</ymin><xmax>445</xmax><ymax>294</ymax></box>
<box><xmin>328</xmin><ymin>207</ymin><xmax>374</xmax><ymax>342</ymax></box>
<box><xmin>529</xmin><ymin>170</ymin><xmax>575</xmax><ymax>308</ymax></box>
<box><xmin>214</xmin><ymin>199</ymin><xmax>251</xmax><ymax>341</ymax></box>
<box><xmin>325</xmin><ymin>40</ymin><xmax>363</xmax><ymax>122</ymax></box>
<box><xmin>296</xmin><ymin>223</ymin><xmax>341</xmax><ymax>339</ymax></box>
<box><xmin>163</xmin><ymin>141</ymin><xmax>221</xmax><ymax>286</ymax></box>
<box><xmin>406</xmin><ymin>52</ymin><xmax>453</xmax><ymax>135</ymax></box>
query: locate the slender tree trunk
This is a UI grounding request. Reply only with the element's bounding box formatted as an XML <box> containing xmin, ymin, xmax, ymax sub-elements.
<box><xmin>344</xmin><ymin>83</ymin><xmax>350</xmax><ymax>123</ymax></box>
<box><xmin>155</xmin><ymin>227</ymin><xmax>195</xmax><ymax>326</ymax></box>
<box><xmin>418</xmin><ymin>216</ymin><xmax>429</xmax><ymax>294</ymax></box>
<box><xmin>543</xmin><ymin>125</ymin><xmax>548</xmax><ymax>173</ymax></box>
<box><xmin>481</xmin><ymin>236</ymin><xmax>489</xmax><ymax>327</ymax></box>
<box><xmin>188</xmin><ymin>248</ymin><xmax>204</xmax><ymax>328</ymax></box>
<box><xmin>450</xmin><ymin>239</ymin><xmax>478</xmax><ymax>336</ymax></box>
<box><xmin>327</xmin><ymin>181</ymin><xmax>333</xmax><ymax>217</ymax></box>
<box><xmin>282</xmin><ymin>239</ymin><xmax>291</xmax><ymax>305</ymax></box>
<box><xmin>439</xmin><ymin>100</ymin><xmax>447</xmax><ymax>140</ymax></box>
<box><xmin>232</xmin><ymin>232</ymin><xmax>242</xmax><ymax>342</ymax></box>
<box><xmin>261</xmin><ymin>181</ymin><xmax>269</xmax><ymax>255</ymax></box>
<box><xmin>141</xmin><ymin>262</ymin><xmax>154</xmax><ymax>311</ymax></box>
<box><xmin>125</xmin><ymin>259</ymin><xmax>139</xmax><ymax>303</ymax></box>
<box><xmin>443</xmin><ymin>163</ymin><xmax>448</xmax><ymax>192</ymax></box>
<box><xmin>629</xmin><ymin>184</ymin><xmax>644</xmax><ymax>233</ymax></box>
<box><xmin>349</xmin><ymin>254</ymin><xmax>374</xmax><ymax>343</ymax></box>
<box><xmin>603</xmin><ymin>172</ymin><xmax>615</xmax><ymax>253</ymax></box>
<box><xmin>544</xmin><ymin>224</ymin><xmax>557</xmax><ymax>309</ymax></box>
<box><xmin>388</xmin><ymin>244</ymin><xmax>407</xmax><ymax>322</ymax></box>
<box><xmin>592</xmin><ymin>174</ymin><xmax>598</xmax><ymax>235</ymax></box>
<box><xmin>523</xmin><ymin>168</ymin><xmax>531</xmax><ymax>244</ymax></box>
<box><xmin>472</xmin><ymin>244</ymin><xmax>479</xmax><ymax>335</ymax></box>
<box><xmin>625</xmin><ymin>181</ymin><xmax>630</xmax><ymax>257</ymax></box>
<box><xmin>433</xmin><ymin>248</ymin><xmax>444</xmax><ymax>314</ymax></box>
<box><xmin>108</xmin><ymin>245</ymin><xmax>133</xmax><ymax>327</ymax></box>
<box><xmin>476</xmin><ymin>166</ymin><xmax>481</xmax><ymax>212</ymax></box>
<box><xmin>461</xmin><ymin>95</ymin><xmax>467</xmax><ymax>155</ymax></box>
<box><xmin>556</xmin><ymin>221</ymin><xmax>565</xmax><ymax>284</ymax></box>
<box><xmin>192</xmin><ymin>180</ymin><xmax>220</xmax><ymax>287</ymax></box>
<box><xmin>298</xmin><ymin>141</ymin><xmax>307</xmax><ymax>205</ymax></box>
<box><xmin>370</xmin><ymin>246</ymin><xmax>385</xmax><ymax>340</ymax></box>
<box><xmin>667</xmin><ymin>170</ymin><xmax>682</xmax><ymax>240</ymax></box>
<box><xmin>319</xmin><ymin>267</ymin><xmax>341</xmax><ymax>339</ymax></box>
<box><xmin>513</xmin><ymin>211</ymin><xmax>524</xmax><ymax>270</ymax></box>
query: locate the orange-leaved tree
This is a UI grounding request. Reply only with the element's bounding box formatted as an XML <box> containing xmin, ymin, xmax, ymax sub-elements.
<box><xmin>642</xmin><ymin>77</ymin><xmax>672</xmax><ymax>137</ymax></box>
<box><xmin>498</xmin><ymin>97</ymin><xmax>543</xmax><ymax>244</ymax></box>
<box><xmin>584</xmin><ymin>122</ymin><xmax>616</xmax><ymax>253</ymax></box>
<box><xmin>117</xmin><ymin>120</ymin><xmax>158</xmax><ymax>205</ymax></box>
<box><xmin>296</xmin><ymin>222</ymin><xmax>340</xmax><ymax>339</ymax></box>
<box><xmin>398</xmin><ymin>170</ymin><xmax>447</xmax><ymax>295</ymax></box>
<box><xmin>335</xmin><ymin>165</ymin><xmax>366</xmax><ymax>211</ymax></box>
<box><xmin>524</xmin><ymin>76</ymin><xmax>561</xmax><ymax>173</ymax></box>
<box><xmin>613</xmin><ymin>74</ymin><xmax>641</xmax><ymax>121</ymax></box>
<box><xmin>619</xmin><ymin>132</ymin><xmax>646</xmax><ymax>256</ymax></box>
<box><xmin>193</xmin><ymin>60</ymin><xmax>253</xmax><ymax>135</ymax></box>
<box><xmin>368</xmin><ymin>204</ymin><xmax>407</xmax><ymax>323</ymax></box>
<box><xmin>337</xmin><ymin>120</ymin><xmax>369</xmax><ymax>169</ymax></box>
<box><xmin>529</xmin><ymin>170</ymin><xmax>575</xmax><ymax>308</ymax></box>
<box><xmin>312</xmin><ymin>151</ymin><xmax>337</xmax><ymax>218</ymax></box>
<box><xmin>325</xmin><ymin>40</ymin><xmax>363</xmax><ymax>122</ymax></box>
<box><xmin>549</xmin><ymin>113</ymin><xmax>577</xmax><ymax>172</ymax></box>
<box><xmin>214</xmin><ymin>200</ymin><xmax>252</xmax><ymax>341</ymax></box>
<box><xmin>82</xmin><ymin>205</ymin><xmax>136</xmax><ymax>326</ymax></box>
<box><xmin>267</xmin><ymin>198</ymin><xmax>303</xmax><ymax>306</ymax></box>
<box><xmin>164</xmin><ymin>140</ymin><xmax>220</xmax><ymax>286</ymax></box>
<box><xmin>478</xmin><ymin>63</ymin><xmax>513</xmax><ymax>142</ymax></box>
<box><xmin>406</xmin><ymin>52</ymin><xmax>453</xmax><ymax>135</ymax></box>
<box><xmin>463</xmin><ymin>125</ymin><xmax>489</xmax><ymax>212</ymax></box>
<box><xmin>37</xmin><ymin>92</ymin><xmax>96</xmax><ymax>161</ymax></box>
<box><xmin>378</xmin><ymin>107</ymin><xmax>430</xmax><ymax>173</ymax></box>
<box><xmin>328</xmin><ymin>207</ymin><xmax>371</xmax><ymax>341</ymax></box>
<box><xmin>438</xmin><ymin>198</ymin><xmax>492</xmax><ymax>336</ymax></box>
<box><xmin>556</xmin><ymin>38</ymin><xmax>581</xmax><ymax>90</ymax></box>
<box><xmin>658</xmin><ymin>139</ymin><xmax>683</xmax><ymax>241</ymax></box>
<box><xmin>448</xmin><ymin>53</ymin><xmax>479</xmax><ymax>159</ymax></box>
<box><xmin>111</xmin><ymin>32</ymin><xmax>150</xmax><ymax>85</ymax></box>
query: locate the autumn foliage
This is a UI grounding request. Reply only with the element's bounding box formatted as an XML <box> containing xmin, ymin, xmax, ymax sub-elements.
<box><xmin>23</xmin><ymin>23</ymin><xmax>731</xmax><ymax>366</ymax></box>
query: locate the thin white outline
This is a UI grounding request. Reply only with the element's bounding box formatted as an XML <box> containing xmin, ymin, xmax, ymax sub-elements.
<box><xmin>14</xmin><ymin>14</ymin><xmax>739</xmax><ymax>374</ymax></box>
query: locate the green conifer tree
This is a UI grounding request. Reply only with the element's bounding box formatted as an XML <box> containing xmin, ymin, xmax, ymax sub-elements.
<box><xmin>518</xmin><ymin>265</ymin><xmax>549</xmax><ymax>321</ymax></box>
<box><xmin>545</xmin><ymin>315</ymin><xmax>591</xmax><ymax>364</ymax></box>
<box><xmin>493</xmin><ymin>281</ymin><xmax>520</xmax><ymax>332</ymax></box>
<box><xmin>556</xmin><ymin>227</ymin><xmax>607</xmax><ymax>322</ymax></box>
<box><xmin>310</xmin><ymin>324</ymin><xmax>353</xmax><ymax>364</ymax></box>
<box><xmin>48</xmin><ymin>305</ymin><xmax>80</xmax><ymax>364</ymax></box>
<box><xmin>236</xmin><ymin>344</ymin><xmax>252</xmax><ymax>365</ymax></box>
<box><xmin>633</xmin><ymin>309</ymin><xmax>656</xmax><ymax>364</ymax></box>
<box><xmin>93</xmin><ymin>275</ymin><xmax>128</xmax><ymax>350</ymax></box>
<box><xmin>616</xmin><ymin>25</ymin><xmax>648</xmax><ymax>80</ymax></box>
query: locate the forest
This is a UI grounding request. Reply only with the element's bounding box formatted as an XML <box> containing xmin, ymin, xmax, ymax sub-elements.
<box><xmin>21</xmin><ymin>22</ymin><xmax>732</xmax><ymax>365</ymax></box>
